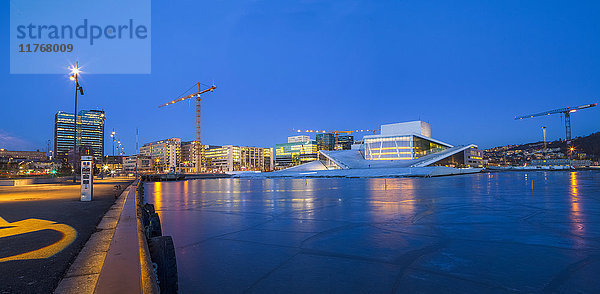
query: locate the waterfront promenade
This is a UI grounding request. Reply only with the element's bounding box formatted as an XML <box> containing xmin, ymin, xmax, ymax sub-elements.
<box><xmin>0</xmin><ymin>177</ymin><xmax>133</xmax><ymax>294</ymax></box>
<box><xmin>146</xmin><ymin>171</ymin><xmax>600</xmax><ymax>293</ymax></box>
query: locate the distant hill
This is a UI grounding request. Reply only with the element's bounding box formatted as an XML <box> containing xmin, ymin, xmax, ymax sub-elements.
<box><xmin>484</xmin><ymin>132</ymin><xmax>600</xmax><ymax>165</ymax></box>
<box><xmin>574</xmin><ymin>132</ymin><xmax>600</xmax><ymax>158</ymax></box>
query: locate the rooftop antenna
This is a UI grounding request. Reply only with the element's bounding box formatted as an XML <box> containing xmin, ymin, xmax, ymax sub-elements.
<box><xmin>136</xmin><ymin>127</ymin><xmax>139</xmax><ymax>153</ymax></box>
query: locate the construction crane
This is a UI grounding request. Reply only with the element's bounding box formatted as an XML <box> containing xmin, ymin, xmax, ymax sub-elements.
<box><xmin>515</xmin><ymin>103</ymin><xmax>597</xmax><ymax>157</ymax></box>
<box><xmin>159</xmin><ymin>82</ymin><xmax>217</xmax><ymax>172</ymax></box>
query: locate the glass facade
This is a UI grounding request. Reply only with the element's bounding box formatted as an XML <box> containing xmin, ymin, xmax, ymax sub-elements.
<box><xmin>335</xmin><ymin>135</ymin><xmax>354</xmax><ymax>150</ymax></box>
<box><xmin>316</xmin><ymin>133</ymin><xmax>354</xmax><ymax>151</ymax></box>
<box><xmin>430</xmin><ymin>147</ymin><xmax>482</xmax><ymax>168</ymax></box>
<box><xmin>364</xmin><ymin>135</ymin><xmax>449</xmax><ymax>160</ymax></box>
<box><xmin>78</xmin><ymin>110</ymin><xmax>105</xmax><ymax>160</ymax></box>
<box><xmin>54</xmin><ymin>112</ymin><xmax>75</xmax><ymax>160</ymax></box>
<box><xmin>316</xmin><ymin>133</ymin><xmax>335</xmax><ymax>151</ymax></box>
<box><xmin>413</xmin><ymin>136</ymin><xmax>447</xmax><ymax>158</ymax></box>
<box><xmin>54</xmin><ymin>110</ymin><xmax>105</xmax><ymax>161</ymax></box>
<box><xmin>275</xmin><ymin>141</ymin><xmax>318</xmax><ymax>167</ymax></box>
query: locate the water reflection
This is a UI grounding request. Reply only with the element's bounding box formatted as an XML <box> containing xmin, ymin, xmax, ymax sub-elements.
<box><xmin>569</xmin><ymin>172</ymin><xmax>584</xmax><ymax>236</ymax></box>
<box><xmin>368</xmin><ymin>178</ymin><xmax>416</xmax><ymax>222</ymax></box>
<box><xmin>154</xmin><ymin>181</ymin><xmax>162</xmax><ymax>212</ymax></box>
<box><xmin>183</xmin><ymin>180</ymin><xmax>189</xmax><ymax>207</ymax></box>
<box><xmin>137</xmin><ymin>172</ymin><xmax>600</xmax><ymax>294</ymax></box>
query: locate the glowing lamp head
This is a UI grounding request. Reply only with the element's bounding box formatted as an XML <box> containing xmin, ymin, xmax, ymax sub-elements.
<box><xmin>69</xmin><ymin>75</ymin><xmax>76</xmax><ymax>81</ymax></box>
<box><xmin>570</xmin><ymin>147</ymin><xmax>575</xmax><ymax>152</ymax></box>
<box><xmin>70</xmin><ymin>66</ymin><xmax>81</xmax><ymax>75</ymax></box>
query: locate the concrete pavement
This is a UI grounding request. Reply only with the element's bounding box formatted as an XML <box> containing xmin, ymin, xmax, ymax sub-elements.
<box><xmin>0</xmin><ymin>177</ymin><xmax>134</xmax><ymax>294</ymax></box>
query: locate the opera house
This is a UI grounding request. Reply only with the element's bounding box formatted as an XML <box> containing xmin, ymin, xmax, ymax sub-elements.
<box><xmin>239</xmin><ymin>121</ymin><xmax>483</xmax><ymax>178</ymax></box>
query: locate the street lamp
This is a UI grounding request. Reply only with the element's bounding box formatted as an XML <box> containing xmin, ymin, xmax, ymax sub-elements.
<box><xmin>111</xmin><ymin>129</ymin><xmax>116</xmax><ymax>177</ymax></box>
<box><xmin>117</xmin><ymin>141</ymin><xmax>122</xmax><ymax>175</ymax></box>
<box><xmin>69</xmin><ymin>62</ymin><xmax>84</xmax><ymax>183</ymax></box>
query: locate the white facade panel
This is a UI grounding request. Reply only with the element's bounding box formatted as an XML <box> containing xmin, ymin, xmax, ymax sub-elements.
<box><xmin>288</xmin><ymin>135</ymin><xmax>310</xmax><ymax>143</ymax></box>
<box><xmin>381</xmin><ymin>121</ymin><xmax>431</xmax><ymax>137</ymax></box>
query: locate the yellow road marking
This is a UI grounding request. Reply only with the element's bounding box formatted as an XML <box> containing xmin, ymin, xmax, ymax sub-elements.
<box><xmin>0</xmin><ymin>216</ymin><xmax>77</xmax><ymax>262</ymax></box>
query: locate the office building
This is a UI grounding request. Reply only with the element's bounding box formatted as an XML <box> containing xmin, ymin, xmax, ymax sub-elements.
<box><xmin>288</xmin><ymin>135</ymin><xmax>310</xmax><ymax>143</ymax></box>
<box><xmin>316</xmin><ymin>133</ymin><xmax>335</xmax><ymax>151</ymax></box>
<box><xmin>316</xmin><ymin>133</ymin><xmax>354</xmax><ymax>151</ymax></box>
<box><xmin>0</xmin><ymin>149</ymin><xmax>48</xmax><ymax>162</ymax></box>
<box><xmin>123</xmin><ymin>154</ymin><xmax>154</xmax><ymax>173</ymax></box>
<box><xmin>205</xmin><ymin>145</ymin><xmax>273</xmax><ymax>172</ymax></box>
<box><xmin>179</xmin><ymin>141</ymin><xmax>203</xmax><ymax>173</ymax></box>
<box><xmin>54</xmin><ymin>110</ymin><xmax>105</xmax><ymax>161</ymax></box>
<box><xmin>139</xmin><ymin>138</ymin><xmax>181</xmax><ymax>172</ymax></box>
<box><xmin>276</xmin><ymin>137</ymin><xmax>319</xmax><ymax>167</ymax></box>
<box><xmin>335</xmin><ymin>135</ymin><xmax>354</xmax><ymax>150</ymax></box>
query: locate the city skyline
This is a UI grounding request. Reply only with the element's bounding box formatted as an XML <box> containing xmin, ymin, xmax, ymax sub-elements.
<box><xmin>1</xmin><ymin>1</ymin><xmax>599</xmax><ymax>154</ymax></box>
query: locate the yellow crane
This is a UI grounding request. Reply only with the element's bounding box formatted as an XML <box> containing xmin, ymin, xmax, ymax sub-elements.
<box><xmin>159</xmin><ymin>82</ymin><xmax>216</xmax><ymax>172</ymax></box>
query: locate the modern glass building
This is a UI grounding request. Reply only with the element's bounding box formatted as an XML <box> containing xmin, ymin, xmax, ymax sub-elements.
<box><xmin>275</xmin><ymin>138</ymin><xmax>319</xmax><ymax>167</ymax></box>
<box><xmin>316</xmin><ymin>133</ymin><xmax>354</xmax><ymax>151</ymax></box>
<box><xmin>362</xmin><ymin>121</ymin><xmax>451</xmax><ymax>160</ymax></box>
<box><xmin>54</xmin><ymin>112</ymin><xmax>75</xmax><ymax>161</ymax></box>
<box><xmin>316</xmin><ymin>133</ymin><xmax>335</xmax><ymax>151</ymax></box>
<box><xmin>79</xmin><ymin>110</ymin><xmax>105</xmax><ymax>160</ymax></box>
<box><xmin>335</xmin><ymin>135</ymin><xmax>354</xmax><ymax>150</ymax></box>
<box><xmin>363</xmin><ymin>135</ymin><xmax>450</xmax><ymax>160</ymax></box>
<box><xmin>54</xmin><ymin>110</ymin><xmax>105</xmax><ymax>161</ymax></box>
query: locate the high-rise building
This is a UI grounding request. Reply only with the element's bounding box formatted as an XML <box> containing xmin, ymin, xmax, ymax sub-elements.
<box><xmin>275</xmin><ymin>137</ymin><xmax>319</xmax><ymax>167</ymax></box>
<box><xmin>205</xmin><ymin>145</ymin><xmax>273</xmax><ymax>172</ymax></box>
<box><xmin>54</xmin><ymin>110</ymin><xmax>105</xmax><ymax>161</ymax></box>
<box><xmin>316</xmin><ymin>133</ymin><xmax>335</xmax><ymax>151</ymax></box>
<box><xmin>335</xmin><ymin>135</ymin><xmax>354</xmax><ymax>150</ymax></box>
<box><xmin>139</xmin><ymin>138</ymin><xmax>181</xmax><ymax>172</ymax></box>
<box><xmin>316</xmin><ymin>133</ymin><xmax>354</xmax><ymax>151</ymax></box>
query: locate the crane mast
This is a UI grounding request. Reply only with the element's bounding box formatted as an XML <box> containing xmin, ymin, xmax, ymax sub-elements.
<box><xmin>159</xmin><ymin>83</ymin><xmax>217</xmax><ymax>173</ymax></box>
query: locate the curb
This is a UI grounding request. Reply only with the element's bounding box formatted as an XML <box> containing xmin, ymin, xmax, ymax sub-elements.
<box><xmin>53</xmin><ymin>185</ymin><xmax>131</xmax><ymax>294</ymax></box>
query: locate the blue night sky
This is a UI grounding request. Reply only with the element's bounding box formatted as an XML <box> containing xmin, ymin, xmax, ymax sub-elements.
<box><xmin>1</xmin><ymin>0</ymin><xmax>599</xmax><ymax>154</ymax></box>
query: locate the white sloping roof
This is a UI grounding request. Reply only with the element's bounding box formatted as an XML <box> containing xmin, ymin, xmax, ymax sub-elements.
<box><xmin>319</xmin><ymin>144</ymin><xmax>477</xmax><ymax>169</ymax></box>
<box><xmin>319</xmin><ymin>150</ymin><xmax>416</xmax><ymax>169</ymax></box>
<box><xmin>409</xmin><ymin>144</ymin><xmax>478</xmax><ymax>167</ymax></box>
<box><xmin>276</xmin><ymin>160</ymin><xmax>328</xmax><ymax>172</ymax></box>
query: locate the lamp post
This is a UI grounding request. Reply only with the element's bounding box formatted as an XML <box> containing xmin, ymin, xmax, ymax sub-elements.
<box><xmin>117</xmin><ymin>140</ymin><xmax>121</xmax><ymax>175</ymax></box>
<box><xmin>69</xmin><ymin>62</ymin><xmax>83</xmax><ymax>182</ymax></box>
<box><xmin>111</xmin><ymin>129</ymin><xmax>115</xmax><ymax>177</ymax></box>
